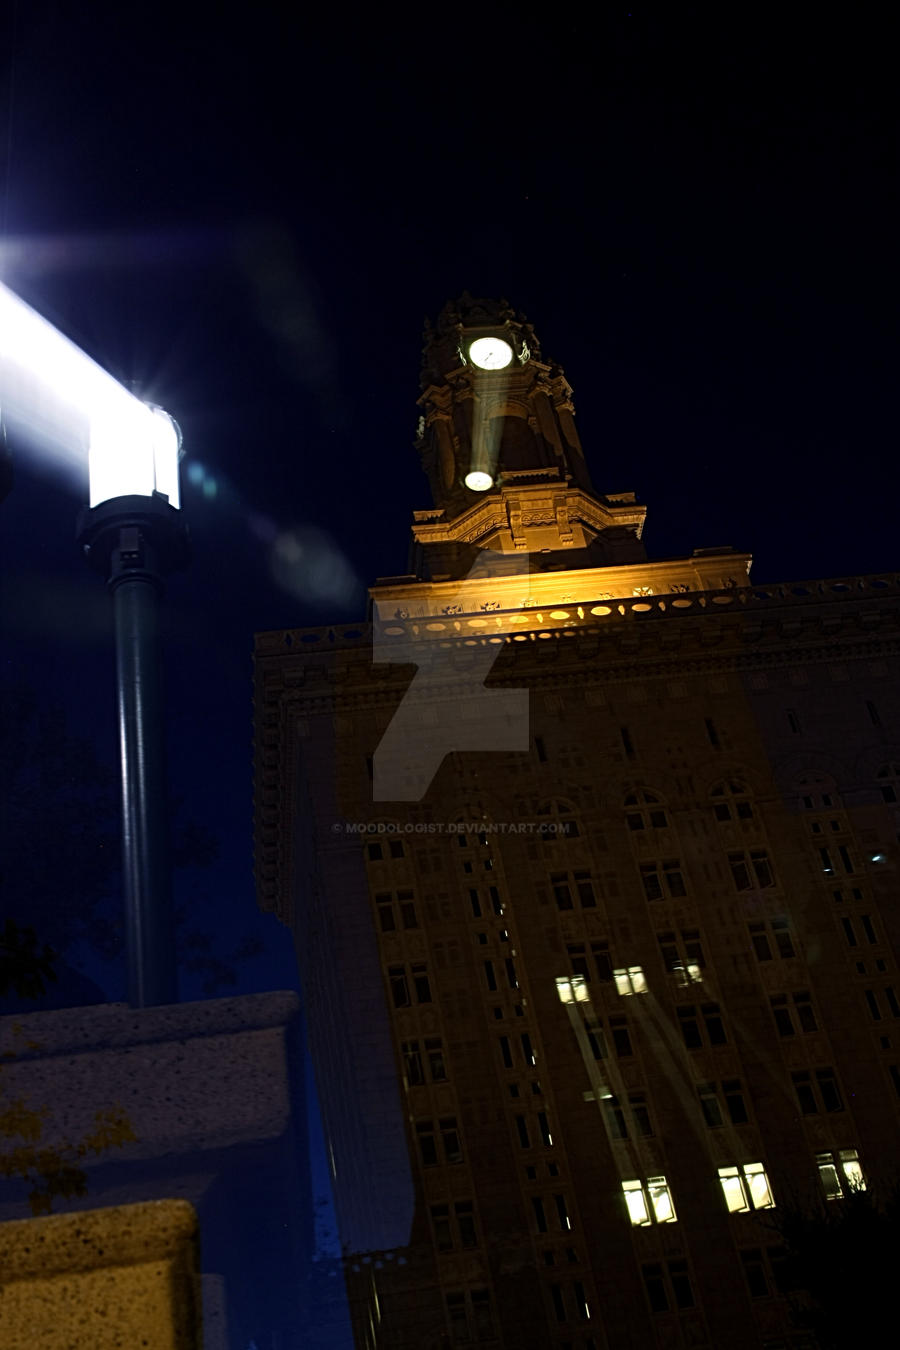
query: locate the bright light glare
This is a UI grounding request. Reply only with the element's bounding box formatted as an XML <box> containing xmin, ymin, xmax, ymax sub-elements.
<box><xmin>0</xmin><ymin>282</ymin><xmax>180</xmax><ymax>507</ymax></box>
<box><xmin>465</xmin><ymin>470</ymin><xmax>494</xmax><ymax>492</ymax></box>
<box><xmin>468</xmin><ymin>337</ymin><xmax>512</xmax><ymax>370</ymax></box>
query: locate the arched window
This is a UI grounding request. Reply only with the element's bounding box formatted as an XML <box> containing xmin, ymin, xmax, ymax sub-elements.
<box><xmin>794</xmin><ymin>772</ymin><xmax>839</xmax><ymax>811</ymax></box>
<box><xmin>876</xmin><ymin>763</ymin><xmax>900</xmax><ymax>804</ymax></box>
<box><xmin>537</xmin><ymin>799</ymin><xmax>581</xmax><ymax>843</ymax></box>
<box><xmin>710</xmin><ymin>781</ymin><xmax>754</xmax><ymax>822</ymax></box>
<box><xmin>624</xmin><ymin>790</ymin><xmax>668</xmax><ymax>831</ymax></box>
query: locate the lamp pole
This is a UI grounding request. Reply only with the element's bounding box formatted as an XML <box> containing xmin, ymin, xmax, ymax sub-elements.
<box><xmin>0</xmin><ymin>283</ymin><xmax>188</xmax><ymax>1008</ymax></box>
<box><xmin>78</xmin><ymin>493</ymin><xmax>189</xmax><ymax>1008</ymax></box>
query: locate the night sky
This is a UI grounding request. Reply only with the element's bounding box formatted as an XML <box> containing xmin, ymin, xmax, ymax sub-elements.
<box><xmin>0</xmin><ymin>0</ymin><xmax>896</xmax><ymax>1195</ymax></box>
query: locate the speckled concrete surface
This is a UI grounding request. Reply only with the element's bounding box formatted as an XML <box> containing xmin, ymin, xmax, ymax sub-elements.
<box><xmin>0</xmin><ymin>1199</ymin><xmax>202</xmax><ymax>1348</ymax></box>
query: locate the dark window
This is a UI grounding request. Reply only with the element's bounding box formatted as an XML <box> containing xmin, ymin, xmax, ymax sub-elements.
<box><xmin>866</xmin><ymin>990</ymin><xmax>882</xmax><ymax>1020</ymax></box>
<box><xmin>402</xmin><ymin>1040</ymin><xmax>423</xmax><ymax>1085</ymax></box>
<box><xmin>866</xmin><ymin>700</ymin><xmax>881</xmax><ymax>727</ymax></box>
<box><xmin>787</xmin><ymin>710</ymin><xmax>801</xmax><ymax>734</ymax></box>
<box><xmin>723</xmin><ymin>1079</ymin><xmax>749</xmax><ymax>1124</ymax></box>
<box><xmin>838</xmin><ymin>846</ymin><xmax>855</xmax><ymax>874</ymax></box>
<box><xmin>750</xmin><ymin>923</ymin><xmax>772</xmax><ymax>961</ymax></box>
<box><xmin>664</xmin><ymin>860</ymin><xmax>687</xmax><ymax>897</ymax></box>
<box><xmin>412</xmin><ymin>965</ymin><xmax>432</xmax><ymax>1002</ymax></box>
<box><xmin>575</xmin><ymin>871</ymin><xmax>596</xmax><ymax>907</ymax></box>
<box><xmin>862</xmin><ymin>914</ymin><xmax>877</xmax><ymax>944</ymax></box>
<box><xmin>499</xmin><ymin>1036</ymin><xmax>512</xmax><ymax>1068</ymax></box>
<box><xmin>515</xmin><ymin>1115</ymin><xmax>530</xmax><ymax>1148</ymax></box>
<box><xmin>441</xmin><ymin>1117</ymin><xmax>462</xmax><ymax>1162</ymax></box>
<box><xmin>431</xmin><ymin>1204</ymin><xmax>452</xmax><ymax>1251</ymax></box>
<box><xmin>630</xmin><ymin>1094</ymin><xmax>654</xmax><ymax>1136</ymax></box>
<box><xmin>741</xmin><ymin>1248</ymin><xmax>769</xmax><ymax>1298</ymax></box>
<box><xmin>535</xmin><ymin>736</ymin><xmax>548</xmax><ymax>762</ymax></box>
<box><xmin>389</xmin><ymin>966</ymin><xmax>409</xmax><ymax>1007</ymax></box>
<box><xmin>417</xmin><ymin>1121</ymin><xmax>437</xmax><ymax>1166</ymax></box>
<box><xmin>842</xmin><ymin>917</ymin><xmax>858</xmax><ymax>947</ymax></box>
<box><xmin>640</xmin><ymin>864</ymin><xmax>663</xmax><ymax>902</ymax></box>
<box><xmin>521</xmin><ymin>1033</ymin><xmax>536</xmax><ymax>1065</ymax></box>
<box><xmin>471</xmin><ymin>1290</ymin><xmax>493</xmax><ymax>1338</ymax></box>
<box><xmin>698</xmin><ymin>1083</ymin><xmax>724</xmax><ymax>1127</ymax></box>
<box><xmin>771</xmin><ymin>996</ymin><xmax>794</xmax><ymax>1037</ymax></box>
<box><xmin>532</xmin><ymin>1196</ymin><xmax>548</xmax><ymax>1232</ymax></box>
<box><xmin>469</xmin><ymin>889</ymin><xmax>482</xmax><ymax>918</ymax></box>
<box><xmin>772</xmin><ymin>919</ymin><xmax>795</xmax><ymax>958</ymax></box>
<box><xmin>550</xmin><ymin>1284</ymin><xmax>566</xmax><ymax>1322</ymax></box>
<box><xmin>792</xmin><ymin>1071</ymin><xmax>818</xmax><ymax>1115</ymax></box>
<box><xmin>705</xmin><ymin>717</ymin><xmax>720</xmax><ymax>747</ymax></box>
<box><xmin>642</xmin><ymin>1263</ymin><xmax>669</xmax><ymax>1314</ymax></box>
<box><xmin>456</xmin><ymin>1202</ymin><xmax>477</xmax><ymax>1248</ymax></box>
<box><xmin>604</xmin><ymin>1097</ymin><xmax>628</xmax><ymax>1139</ymax></box>
<box><xmin>389</xmin><ymin>839</ymin><xmax>404</xmax><ymax>859</ymax></box>
<box><xmin>377</xmin><ymin>896</ymin><xmax>396</xmax><ymax>932</ymax></box>
<box><xmin>610</xmin><ymin>1017</ymin><xmax>633</xmax><ymax>1056</ymax></box>
<box><xmin>537</xmin><ymin>1111</ymin><xmax>552</xmax><ymax>1146</ymax></box>
<box><xmin>703</xmin><ymin>1003</ymin><xmax>727</xmax><ymax>1044</ymax></box>
<box><xmin>621</xmin><ymin>726</ymin><xmax>635</xmax><ymax>758</ymax></box>
<box><xmin>506</xmin><ymin>958</ymin><xmax>519</xmax><ymax>989</ymax></box>
<box><xmin>446</xmin><ymin>1292</ymin><xmax>469</xmax><ymax>1344</ymax></box>
<box><xmin>367</xmin><ymin>842</ymin><xmax>383</xmax><ymax>861</ymax></box>
<box><xmin>678</xmin><ymin>1006</ymin><xmax>703</xmax><ymax>1049</ymax></box>
<box><xmin>426</xmin><ymin>1038</ymin><xmax>447</xmax><ymax>1081</ymax></box>
<box><xmin>592</xmin><ymin>942</ymin><xmax>613</xmax><ymax>982</ymax></box>
<box><xmin>484</xmin><ymin>960</ymin><xmax>497</xmax><ymax>992</ymax></box>
<box><xmin>553</xmin><ymin>874</ymin><xmax>574</xmax><ymax>910</ymax></box>
<box><xmin>490</xmin><ymin>886</ymin><xmax>504</xmax><ymax>915</ymax></box>
<box><xmin>817</xmin><ymin>1069</ymin><xmax>843</xmax><ymax>1112</ymax></box>
<box><xmin>886</xmin><ymin>986</ymin><xmax>900</xmax><ymax>1017</ymax></box>
<box><xmin>573</xmin><ymin>1281</ymin><xmax>589</xmax><ymax>1320</ymax></box>
<box><xmin>668</xmin><ymin>1260</ymin><xmax>694</xmax><ymax>1309</ymax></box>
<box><xmin>794</xmin><ymin>992</ymin><xmax>817</xmax><ymax>1032</ymax></box>
<box><xmin>555</xmin><ymin>1194</ymin><xmax>571</xmax><ymax>1229</ymax></box>
<box><xmin>398</xmin><ymin>891</ymin><xmax>417</xmax><ymax>928</ymax></box>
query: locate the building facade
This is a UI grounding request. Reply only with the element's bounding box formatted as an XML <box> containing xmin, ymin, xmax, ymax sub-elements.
<box><xmin>254</xmin><ymin>297</ymin><xmax>900</xmax><ymax>1349</ymax></box>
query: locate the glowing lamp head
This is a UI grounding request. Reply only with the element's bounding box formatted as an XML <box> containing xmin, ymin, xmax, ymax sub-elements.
<box><xmin>465</xmin><ymin>470</ymin><xmax>494</xmax><ymax>492</ymax></box>
<box><xmin>89</xmin><ymin>401</ymin><xmax>182</xmax><ymax>509</ymax></box>
<box><xmin>468</xmin><ymin>336</ymin><xmax>513</xmax><ymax>371</ymax></box>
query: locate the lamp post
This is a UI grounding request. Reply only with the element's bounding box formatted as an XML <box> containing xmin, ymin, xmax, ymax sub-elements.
<box><xmin>0</xmin><ymin>283</ymin><xmax>188</xmax><ymax>1007</ymax></box>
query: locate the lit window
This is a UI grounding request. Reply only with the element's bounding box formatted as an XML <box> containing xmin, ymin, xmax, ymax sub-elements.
<box><xmin>614</xmin><ymin>965</ymin><xmax>647</xmax><ymax>996</ymax></box>
<box><xmin>717</xmin><ymin>1162</ymin><xmax>775</xmax><ymax>1213</ymax></box>
<box><xmin>817</xmin><ymin>1148</ymin><xmax>865</xmax><ymax>1198</ymax></box>
<box><xmin>622</xmin><ymin>1176</ymin><xmax>677</xmax><ymax>1225</ymax></box>
<box><xmin>557</xmin><ymin>974</ymin><xmax>590</xmax><ymax>1004</ymax></box>
<box><xmin>622</xmin><ymin>1178</ymin><xmax>650</xmax><ymax>1225</ymax></box>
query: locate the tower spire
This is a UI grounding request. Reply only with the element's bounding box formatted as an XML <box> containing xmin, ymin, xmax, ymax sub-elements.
<box><xmin>411</xmin><ymin>295</ymin><xmax>646</xmax><ymax>580</ymax></box>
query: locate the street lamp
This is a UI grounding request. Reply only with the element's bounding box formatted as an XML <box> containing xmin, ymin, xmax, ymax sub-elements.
<box><xmin>0</xmin><ymin>281</ymin><xmax>188</xmax><ymax>1007</ymax></box>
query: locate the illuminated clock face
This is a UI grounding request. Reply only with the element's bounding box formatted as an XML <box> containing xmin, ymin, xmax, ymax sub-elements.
<box><xmin>468</xmin><ymin>336</ymin><xmax>513</xmax><ymax>371</ymax></box>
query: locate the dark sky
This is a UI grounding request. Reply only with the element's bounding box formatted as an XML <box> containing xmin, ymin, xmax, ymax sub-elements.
<box><xmin>1</xmin><ymin>5</ymin><xmax>896</xmax><ymax>1009</ymax></box>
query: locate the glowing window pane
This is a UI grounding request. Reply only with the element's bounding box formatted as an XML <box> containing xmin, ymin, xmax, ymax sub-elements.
<box><xmin>556</xmin><ymin>975</ymin><xmax>589</xmax><ymax>1004</ymax></box>
<box><xmin>745</xmin><ymin>1163</ymin><xmax>774</xmax><ymax>1210</ymax></box>
<box><xmin>622</xmin><ymin>1180</ymin><xmax>650</xmax><ymax>1226</ymax></box>
<box><xmin>817</xmin><ymin>1157</ymin><xmax>843</xmax><ymax>1199</ymax></box>
<box><xmin>614</xmin><ymin>966</ymin><xmax>647</xmax><ymax>996</ymax></box>
<box><xmin>718</xmin><ymin>1168</ymin><xmax>749</xmax><ymax>1213</ymax></box>
<box><xmin>840</xmin><ymin>1149</ymin><xmax>865</xmax><ymax>1191</ymax></box>
<box><xmin>648</xmin><ymin>1177</ymin><xmax>676</xmax><ymax>1223</ymax></box>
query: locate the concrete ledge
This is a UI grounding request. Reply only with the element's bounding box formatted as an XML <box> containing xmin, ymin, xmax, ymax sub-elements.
<box><xmin>0</xmin><ymin>1198</ymin><xmax>202</xmax><ymax>1348</ymax></box>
